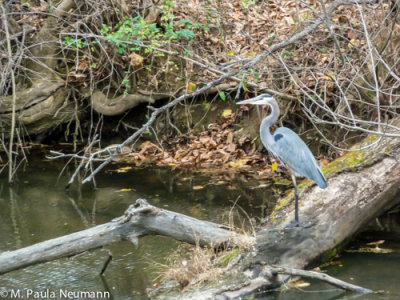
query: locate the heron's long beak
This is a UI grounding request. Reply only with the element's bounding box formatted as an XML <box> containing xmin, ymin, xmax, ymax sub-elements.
<box><xmin>236</xmin><ymin>94</ymin><xmax>273</xmax><ymax>105</ymax></box>
<box><xmin>236</xmin><ymin>97</ymin><xmax>262</xmax><ymax>105</ymax></box>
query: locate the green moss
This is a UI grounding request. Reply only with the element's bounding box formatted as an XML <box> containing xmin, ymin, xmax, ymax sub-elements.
<box><xmin>322</xmin><ymin>150</ymin><xmax>365</xmax><ymax>177</ymax></box>
<box><xmin>322</xmin><ymin>134</ymin><xmax>381</xmax><ymax>177</ymax></box>
<box><xmin>219</xmin><ymin>248</ymin><xmax>244</xmax><ymax>267</ymax></box>
<box><xmin>321</xmin><ymin>247</ymin><xmax>337</xmax><ymax>262</ymax></box>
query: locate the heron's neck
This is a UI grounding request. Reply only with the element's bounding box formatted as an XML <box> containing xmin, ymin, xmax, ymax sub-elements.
<box><xmin>259</xmin><ymin>100</ymin><xmax>280</xmax><ymax>148</ymax></box>
<box><xmin>261</xmin><ymin>100</ymin><xmax>280</xmax><ymax>135</ymax></box>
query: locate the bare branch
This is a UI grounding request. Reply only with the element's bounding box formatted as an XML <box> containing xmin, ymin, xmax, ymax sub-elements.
<box><xmin>270</xmin><ymin>266</ymin><xmax>373</xmax><ymax>294</ymax></box>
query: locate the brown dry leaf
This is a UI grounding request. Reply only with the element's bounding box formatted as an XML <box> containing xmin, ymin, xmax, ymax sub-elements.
<box><xmin>67</xmin><ymin>72</ymin><xmax>86</xmax><ymax>84</ymax></box>
<box><xmin>347</xmin><ymin>30</ymin><xmax>358</xmax><ymax>41</ymax></box>
<box><xmin>238</xmin><ymin>135</ymin><xmax>248</xmax><ymax>146</ymax></box>
<box><xmin>284</xmin><ymin>16</ymin><xmax>295</xmax><ymax>26</ymax></box>
<box><xmin>338</xmin><ymin>15</ymin><xmax>348</xmax><ymax>22</ymax></box>
<box><xmin>199</xmin><ymin>135</ymin><xmax>211</xmax><ymax>144</ymax></box>
<box><xmin>226</xmin><ymin>131</ymin><xmax>234</xmax><ymax>144</ymax></box>
<box><xmin>129</xmin><ymin>52</ymin><xmax>144</xmax><ymax>67</ymax></box>
<box><xmin>175</xmin><ymin>149</ymin><xmax>188</xmax><ymax>160</ymax></box>
<box><xmin>222</xmin><ymin>153</ymin><xmax>231</xmax><ymax>163</ymax></box>
<box><xmin>77</xmin><ymin>58</ymin><xmax>89</xmax><ymax>72</ymax></box>
<box><xmin>200</xmin><ymin>152</ymin><xmax>212</xmax><ymax>160</ymax></box>
<box><xmin>227</xmin><ymin>143</ymin><xmax>236</xmax><ymax>152</ymax></box>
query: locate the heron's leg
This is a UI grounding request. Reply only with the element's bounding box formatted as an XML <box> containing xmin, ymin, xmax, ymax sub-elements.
<box><xmin>291</xmin><ymin>174</ymin><xmax>299</xmax><ymax>225</ymax></box>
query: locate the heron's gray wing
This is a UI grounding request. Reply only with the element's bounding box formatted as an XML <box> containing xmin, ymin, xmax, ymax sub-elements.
<box><xmin>270</xmin><ymin>127</ymin><xmax>327</xmax><ymax>188</ymax></box>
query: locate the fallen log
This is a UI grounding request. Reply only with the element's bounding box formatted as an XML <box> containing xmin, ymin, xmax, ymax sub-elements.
<box><xmin>0</xmin><ymin>199</ymin><xmax>251</xmax><ymax>276</ymax></box>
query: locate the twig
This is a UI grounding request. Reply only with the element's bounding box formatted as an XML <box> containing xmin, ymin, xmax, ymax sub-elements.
<box><xmin>270</xmin><ymin>266</ymin><xmax>373</xmax><ymax>294</ymax></box>
<box><xmin>1</xmin><ymin>4</ymin><xmax>17</xmax><ymax>184</ymax></box>
<box><xmin>100</xmin><ymin>251</ymin><xmax>113</xmax><ymax>275</ymax></box>
<box><xmin>64</xmin><ymin>135</ymin><xmax>99</xmax><ymax>190</ymax></box>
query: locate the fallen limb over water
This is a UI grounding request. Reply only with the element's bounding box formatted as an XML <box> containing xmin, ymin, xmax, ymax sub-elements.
<box><xmin>0</xmin><ymin>199</ymin><xmax>251</xmax><ymax>276</ymax></box>
<box><xmin>269</xmin><ymin>266</ymin><xmax>372</xmax><ymax>294</ymax></box>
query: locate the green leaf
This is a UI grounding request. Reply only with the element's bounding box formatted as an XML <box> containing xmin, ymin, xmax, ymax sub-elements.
<box><xmin>219</xmin><ymin>91</ymin><xmax>226</xmax><ymax>101</ymax></box>
<box><xmin>176</xmin><ymin>29</ymin><xmax>195</xmax><ymax>40</ymax></box>
<box><xmin>178</xmin><ymin>18</ymin><xmax>193</xmax><ymax>28</ymax></box>
<box><xmin>242</xmin><ymin>79</ymin><xmax>248</xmax><ymax>92</ymax></box>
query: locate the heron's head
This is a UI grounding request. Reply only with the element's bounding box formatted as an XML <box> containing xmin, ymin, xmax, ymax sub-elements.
<box><xmin>236</xmin><ymin>94</ymin><xmax>275</xmax><ymax>106</ymax></box>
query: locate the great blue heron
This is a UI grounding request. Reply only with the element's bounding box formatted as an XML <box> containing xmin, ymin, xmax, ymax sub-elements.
<box><xmin>237</xmin><ymin>94</ymin><xmax>327</xmax><ymax>227</ymax></box>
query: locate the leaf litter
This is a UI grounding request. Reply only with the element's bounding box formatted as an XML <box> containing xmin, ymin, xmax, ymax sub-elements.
<box><xmin>118</xmin><ymin>110</ymin><xmax>274</xmax><ymax>179</ymax></box>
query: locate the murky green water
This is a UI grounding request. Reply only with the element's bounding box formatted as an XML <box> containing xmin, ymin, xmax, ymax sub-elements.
<box><xmin>0</xmin><ymin>153</ymin><xmax>399</xmax><ymax>299</ymax></box>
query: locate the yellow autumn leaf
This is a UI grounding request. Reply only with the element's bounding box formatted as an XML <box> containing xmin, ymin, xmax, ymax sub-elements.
<box><xmin>187</xmin><ymin>82</ymin><xmax>196</xmax><ymax>93</ymax></box>
<box><xmin>271</xmin><ymin>162</ymin><xmax>278</xmax><ymax>171</ymax></box>
<box><xmin>323</xmin><ymin>71</ymin><xmax>335</xmax><ymax>81</ymax></box>
<box><xmin>222</xmin><ymin>109</ymin><xmax>232</xmax><ymax>117</ymax></box>
<box><xmin>120</xmin><ymin>188</ymin><xmax>132</xmax><ymax>192</ymax></box>
<box><xmin>192</xmin><ymin>185</ymin><xmax>204</xmax><ymax>190</ymax></box>
<box><xmin>226</xmin><ymin>158</ymin><xmax>250</xmax><ymax>168</ymax></box>
<box><xmin>119</xmin><ymin>166</ymin><xmax>132</xmax><ymax>170</ymax></box>
<box><xmin>348</xmin><ymin>38</ymin><xmax>359</xmax><ymax>49</ymax></box>
<box><xmin>248</xmin><ymin>51</ymin><xmax>256</xmax><ymax>57</ymax></box>
<box><xmin>293</xmin><ymin>280</ymin><xmax>310</xmax><ymax>288</ymax></box>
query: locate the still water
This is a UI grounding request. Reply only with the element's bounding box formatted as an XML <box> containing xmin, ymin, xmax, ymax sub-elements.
<box><xmin>0</xmin><ymin>153</ymin><xmax>399</xmax><ymax>299</ymax></box>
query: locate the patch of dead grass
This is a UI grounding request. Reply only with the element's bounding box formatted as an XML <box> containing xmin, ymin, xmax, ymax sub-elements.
<box><xmin>160</xmin><ymin>243</ymin><xmax>226</xmax><ymax>287</ymax></box>
<box><xmin>155</xmin><ymin>208</ymin><xmax>256</xmax><ymax>289</ymax></box>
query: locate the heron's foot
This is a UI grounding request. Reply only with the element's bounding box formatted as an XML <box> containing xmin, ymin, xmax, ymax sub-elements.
<box><xmin>286</xmin><ymin>219</ymin><xmax>300</xmax><ymax>229</ymax></box>
<box><xmin>285</xmin><ymin>219</ymin><xmax>315</xmax><ymax>229</ymax></box>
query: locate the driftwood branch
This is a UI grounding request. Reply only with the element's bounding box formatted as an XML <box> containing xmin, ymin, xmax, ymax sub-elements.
<box><xmin>270</xmin><ymin>266</ymin><xmax>372</xmax><ymax>294</ymax></box>
<box><xmin>0</xmin><ymin>199</ymin><xmax>252</xmax><ymax>276</ymax></box>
